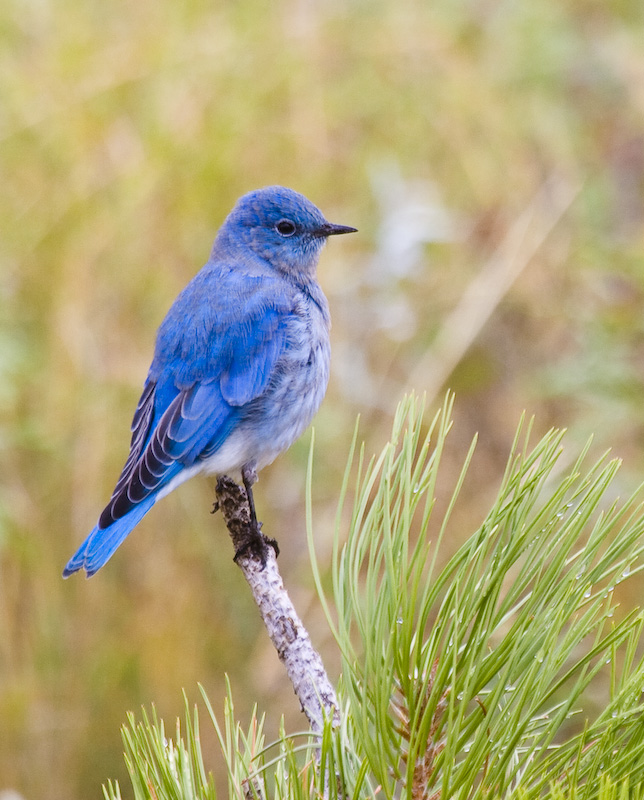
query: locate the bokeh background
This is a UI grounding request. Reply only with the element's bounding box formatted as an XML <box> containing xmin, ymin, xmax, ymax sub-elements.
<box><xmin>2</xmin><ymin>0</ymin><xmax>644</xmax><ymax>797</ymax></box>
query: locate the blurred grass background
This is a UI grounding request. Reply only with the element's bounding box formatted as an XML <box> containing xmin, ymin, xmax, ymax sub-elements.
<box><xmin>1</xmin><ymin>0</ymin><xmax>644</xmax><ymax>797</ymax></box>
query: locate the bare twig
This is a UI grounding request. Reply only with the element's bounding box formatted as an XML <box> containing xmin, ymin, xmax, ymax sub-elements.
<box><xmin>215</xmin><ymin>476</ymin><xmax>340</xmax><ymax>734</ymax></box>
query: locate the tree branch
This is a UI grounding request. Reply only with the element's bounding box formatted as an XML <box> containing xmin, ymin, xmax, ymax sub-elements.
<box><xmin>214</xmin><ymin>476</ymin><xmax>340</xmax><ymax>734</ymax></box>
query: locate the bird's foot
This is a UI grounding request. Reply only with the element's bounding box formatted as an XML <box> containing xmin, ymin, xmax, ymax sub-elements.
<box><xmin>233</xmin><ymin>524</ymin><xmax>280</xmax><ymax>565</ymax></box>
<box><xmin>216</xmin><ymin>471</ymin><xmax>279</xmax><ymax>567</ymax></box>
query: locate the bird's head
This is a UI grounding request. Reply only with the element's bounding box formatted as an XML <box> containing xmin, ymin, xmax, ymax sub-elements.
<box><xmin>214</xmin><ymin>186</ymin><xmax>356</xmax><ymax>282</ymax></box>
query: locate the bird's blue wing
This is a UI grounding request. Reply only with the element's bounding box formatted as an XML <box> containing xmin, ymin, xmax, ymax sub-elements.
<box><xmin>99</xmin><ymin>380</ymin><xmax>236</xmax><ymax>526</ymax></box>
<box><xmin>64</xmin><ymin>269</ymin><xmax>295</xmax><ymax>576</ymax></box>
<box><xmin>98</xmin><ymin>271</ymin><xmax>294</xmax><ymax>524</ymax></box>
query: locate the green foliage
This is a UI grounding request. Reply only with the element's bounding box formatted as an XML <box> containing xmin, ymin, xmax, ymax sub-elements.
<box><xmin>109</xmin><ymin>396</ymin><xmax>644</xmax><ymax>799</ymax></box>
<box><xmin>104</xmin><ymin>701</ymin><xmax>216</xmax><ymax>800</ymax></box>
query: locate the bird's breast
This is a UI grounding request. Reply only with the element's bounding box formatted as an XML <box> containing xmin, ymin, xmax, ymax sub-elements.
<box><xmin>245</xmin><ymin>294</ymin><xmax>330</xmax><ymax>468</ymax></box>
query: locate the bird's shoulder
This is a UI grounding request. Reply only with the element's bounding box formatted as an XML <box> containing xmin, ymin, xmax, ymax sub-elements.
<box><xmin>149</xmin><ymin>259</ymin><xmax>312</xmax><ymax>386</ymax></box>
<box><xmin>168</xmin><ymin>259</ymin><xmax>298</xmax><ymax>323</ymax></box>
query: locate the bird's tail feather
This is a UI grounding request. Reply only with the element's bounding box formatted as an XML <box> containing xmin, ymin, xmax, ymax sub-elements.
<box><xmin>63</xmin><ymin>495</ymin><xmax>157</xmax><ymax>578</ymax></box>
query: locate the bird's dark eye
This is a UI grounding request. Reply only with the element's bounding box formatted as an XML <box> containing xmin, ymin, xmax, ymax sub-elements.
<box><xmin>276</xmin><ymin>219</ymin><xmax>297</xmax><ymax>237</ymax></box>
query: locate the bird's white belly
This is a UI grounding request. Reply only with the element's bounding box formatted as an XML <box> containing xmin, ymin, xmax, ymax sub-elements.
<box><xmin>155</xmin><ymin>430</ymin><xmax>253</xmax><ymax>501</ymax></box>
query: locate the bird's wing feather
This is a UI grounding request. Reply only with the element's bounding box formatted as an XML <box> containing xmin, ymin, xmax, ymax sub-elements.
<box><xmin>220</xmin><ymin>329</ymin><xmax>284</xmax><ymax>405</ymax></box>
<box><xmin>97</xmin><ymin>270</ymin><xmax>295</xmax><ymax>528</ymax></box>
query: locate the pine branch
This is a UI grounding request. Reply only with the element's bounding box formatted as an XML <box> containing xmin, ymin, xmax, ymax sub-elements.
<box><xmin>214</xmin><ymin>475</ymin><xmax>340</xmax><ymax>734</ymax></box>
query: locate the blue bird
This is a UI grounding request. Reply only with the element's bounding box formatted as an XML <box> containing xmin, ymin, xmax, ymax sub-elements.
<box><xmin>64</xmin><ymin>186</ymin><xmax>356</xmax><ymax>578</ymax></box>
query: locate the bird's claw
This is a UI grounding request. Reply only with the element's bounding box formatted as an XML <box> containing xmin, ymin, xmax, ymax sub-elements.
<box><xmin>233</xmin><ymin>526</ymin><xmax>280</xmax><ymax>566</ymax></box>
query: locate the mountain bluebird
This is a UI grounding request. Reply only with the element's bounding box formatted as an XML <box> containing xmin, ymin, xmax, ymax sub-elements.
<box><xmin>64</xmin><ymin>186</ymin><xmax>356</xmax><ymax>578</ymax></box>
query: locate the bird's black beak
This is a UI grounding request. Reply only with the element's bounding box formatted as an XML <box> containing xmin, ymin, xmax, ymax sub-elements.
<box><xmin>315</xmin><ymin>222</ymin><xmax>358</xmax><ymax>238</ymax></box>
